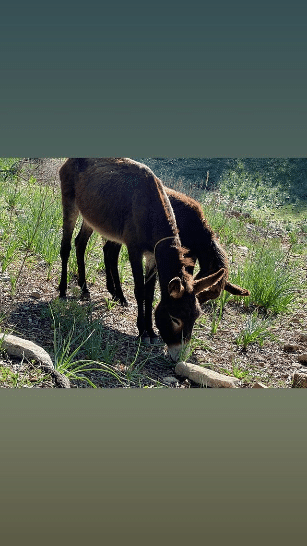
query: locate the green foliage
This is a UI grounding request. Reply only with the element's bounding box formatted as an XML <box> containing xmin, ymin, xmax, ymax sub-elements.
<box><xmin>210</xmin><ymin>299</ymin><xmax>223</xmax><ymax>335</ymax></box>
<box><xmin>202</xmin><ymin>198</ymin><xmax>248</xmax><ymax>246</ymax></box>
<box><xmin>208</xmin><ymin>289</ymin><xmax>232</xmax><ymax>335</ymax></box>
<box><xmin>235</xmin><ymin>311</ymin><xmax>276</xmax><ymax>349</ymax></box>
<box><xmin>231</xmin><ymin>244</ymin><xmax>299</xmax><ymax>314</ymax></box>
<box><xmin>0</xmin><ymin>363</ymin><xmax>51</xmax><ymax>388</ymax></box>
<box><xmin>219</xmin><ymin>160</ymin><xmax>290</xmax><ymax>214</ymax></box>
<box><xmin>220</xmin><ymin>362</ymin><xmax>251</xmax><ymax>381</ymax></box>
<box><xmin>50</xmin><ymin>305</ymin><xmax>122</xmax><ymax>387</ymax></box>
<box><xmin>104</xmin><ymin>297</ymin><xmax>118</xmax><ymax>311</ymax></box>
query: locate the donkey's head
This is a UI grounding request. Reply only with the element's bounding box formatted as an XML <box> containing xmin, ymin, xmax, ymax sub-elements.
<box><xmin>155</xmin><ymin>268</ymin><xmax>225</xmax><ymax>361</ymax></box>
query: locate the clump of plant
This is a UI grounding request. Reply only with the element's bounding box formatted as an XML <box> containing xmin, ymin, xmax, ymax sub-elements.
<box><xmin>231</xmin><ymin>244</ymin><xmax>299</xmax><ymax>314</ymax></box>
<box><xmin>220</xmin><ymin>361</ymin><xmax>251</xmax><ymax>381</ymax></box>
<box><xmin>209</xmin><ymin>289</ymin><xmax>232</xmax><ymax>335</ymax></box>
<box><xmin>51</xmin><ymin>307</ymin><xmax>122</xmax><ymax>387</ymax></box>
<box><xmin>0</xmin><ymin>362</ymin><xmax>51</xmax><ymax>388</ymax></box>
<box><xmin>235</xmin><ymin>311</ymin><xmax>276</xmax><ymax>350</ymax></box>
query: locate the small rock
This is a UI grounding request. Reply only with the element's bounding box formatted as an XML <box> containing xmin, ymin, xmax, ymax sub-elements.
<box><xmin>283</xmin><ymin>343</ymin><xmax>299</xmax><ymax>353</ymax></box>
<box><xmin>237</xmin><ymin>245</ymin><xmax>249</xmax><ymax>254</ymax></box>
<box><xmin>256</xmin><ymin>356</ymin><xmax>266</xmax><ymax>367</ymax></box>
<box><xmin>30</xmin><ymin>291</ymin><xmax>42</xmax><ymax>299</ymax></box>
<box><xmin>299</xmin><ymin>333</ymin><xmax>307</xmax><ymax>342</ymax></box>
<box><xmin>252</xmin><ymin>382</ymin><xmax>269</xmax><ymax>388</ymax></box>
<box><xmin>297</xmin><ymin>354</ymin><xmax>307</xmax><ymax>363</ymax></box>
<box><xmin>292</xmin><ymin>371</ymin><xmax>307</xmax><ymax>388</ymax></box>
<box><xmin>230</xmin><ymin>210</ymin><xmax>241</xmax><ymax>218</ymax></box>
<box><xmin>163</xmin><ymin>376</ymin><xmax>179</xmax><ymax>387</ymax></box>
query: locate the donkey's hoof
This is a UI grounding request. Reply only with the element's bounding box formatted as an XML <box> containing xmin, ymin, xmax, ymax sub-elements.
<box><xmin>139</xmin><ymin>332</ymin><xmax>151</xmax><ymax>345</ymax></box>
<box><xmin>150</xmin><ymin>335</ymin><xmax>160</xmax><ymax>345</ymax></box>
<box><xmin>118</xmin><ymin>297</ymin><xmax>128</xmax><ymax>307</ymax></box>
<box><xmin>112</xmin><ymin>295</ymin><xmax>128</xmax><ymax>307</ymax></box>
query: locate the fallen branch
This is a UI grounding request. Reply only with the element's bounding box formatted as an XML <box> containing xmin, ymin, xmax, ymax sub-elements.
<box><xmin>175</xmin><ymin>361</ymin><xmax>241</xmax><ymax>388</ymax></box>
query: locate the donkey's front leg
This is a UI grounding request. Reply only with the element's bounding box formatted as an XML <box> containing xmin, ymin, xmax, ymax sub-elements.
<box><xmin>128</xmin><ymin>249</ymin><xmax>150</xmax><ymax>343</ymax></box>
<box><xmin>144</xmin><ymin>257</ymin><xmax>159</xmax><ymax>344</ymax></box>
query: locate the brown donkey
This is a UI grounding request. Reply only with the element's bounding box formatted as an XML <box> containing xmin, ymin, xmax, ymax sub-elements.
<box><xmin>102</xmin><ymin>187</ymin><xmax>250</xmax><ymax>307</ymax></box>
<box><xmin>59</xmin><ymin>158</ymin><xmax>225</xmax><ymax>361</ymax></box>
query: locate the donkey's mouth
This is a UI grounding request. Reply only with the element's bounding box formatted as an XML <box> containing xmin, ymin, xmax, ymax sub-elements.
<box><xmin>167</xmin><ymin>344</ymin><xmax>185</xmax><ymax>363</ymax></box>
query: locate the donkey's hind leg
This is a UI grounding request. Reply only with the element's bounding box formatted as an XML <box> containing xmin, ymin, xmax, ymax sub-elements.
<box><xmin>75</xmin><ymin>220</ymin><xmax>93</xmax><ymax>298</ymax></box>
<box><xmin>59</xmin><ymin>202</ymin><xmax>79</xmax><ymax>298</ymax></box>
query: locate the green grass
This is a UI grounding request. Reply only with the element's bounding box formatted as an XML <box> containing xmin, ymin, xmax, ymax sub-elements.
<box><xmin>235</xmin><ymin>311</ymin><xmax>276</xmax><ymax>350</ymax></box>
<box><xmin>220</xmin><ymin>362</ymin><xmax>251</xmax><ymax>381</ymax></box>
<box><xmin>0</xmin><ymin>363</ymin><xmax>51</xmax><ymax>388</ymax></box>
<box><xmin>231</xmin><ymin>244</ymin><xmax>300</xmax><ymax>314</ymax></box>
<box><xmin>50</xmin><ymin>306</ymin><xmax>123</xmax><ymax>387</ymax></box>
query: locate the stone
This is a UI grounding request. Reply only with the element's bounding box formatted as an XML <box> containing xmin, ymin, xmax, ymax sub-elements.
<box><xmin>237</xmin><ymin>245</ymin><xmax>249</xmax><ymax>254</ymax></box>
<box><xmin>175</xmin><ymin>361</ymin><xmax>241</xmax><ymax>388</ymax></box>
<box><xmin>299</xmin><ymin>333</ymin><xmax>307</xmax><ymax>342</ymax></box>
<box><xmin>163</xmin><ymin>376</ymin><xmax>179</xmax><ymax>387</ymax></box>
<box><xmin>292</xmin><ymin>371</ymin><xmax>307</xmax><ymax>388</ymax></box>
<box><xmin>30</xmin><ymin>291</ymin><xmax>42</xmax><ymax>299</ymax></box>
<box><xmin>283</xmin><ymin>343</ymin><xmax>299</xmax><ymax>353</ymax></box>
<box><xmin>297</xmin><ymin>354</ymin><xmax>307</xmax><ymax>363</ymax></box>
<box><xmin>252</xmin><ymin>381</ymin><xmax>269</xmax><ymax>388</ymax></box>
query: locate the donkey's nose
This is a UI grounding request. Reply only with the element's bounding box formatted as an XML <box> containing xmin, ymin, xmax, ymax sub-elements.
<box><xmin>167</xmin><ymin>344</ymin><xmax>184</xmax><ymax>362</ymax></box>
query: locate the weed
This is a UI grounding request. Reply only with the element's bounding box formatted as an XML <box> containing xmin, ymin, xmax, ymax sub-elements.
<box><xmin>235</xmin><ymin>311</ymin><xmax>276</xmax><ymax>349</ymax></box>
<box><xmin>232</xmin><ymin>244</ymin><xmax>299</xmax><ymax>314</ymax></box>
<box><xmin>0</xmin><ymin>236</ymin><xmax>19</xmax><ymax>273</ymax></box>
<box><xmin>0</xmin><ymin>361</ymin><xmax>51</xmax><ymax>388</ymax></box>
<box><xmin>104</xmin><ymin>297</ymin><xmax>118</xmax><ymax>311</ymax></box>
<box><xmin>0</xmin><ymin>365</ymin><xmax>22</xmax><ymax>387</ymax></box>
<box><xmin>51</xmin><ymin>311</ymin><xmax>122</xmax><ymax>387</ymax></box>
<box><xmin>220</xmin><ymin>362</ymin><xmax>251</xmax><ymax>381</ymax></box>
<box><xmin>209</xmin><ymin>293</ymin><xmax>228</xmax><ymax>335</ymax></box>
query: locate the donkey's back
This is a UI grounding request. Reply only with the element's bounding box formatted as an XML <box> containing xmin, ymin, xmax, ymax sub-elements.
<box><xmin>59</xmin><ymin>158</ymin><xmax>174</xmax><ymax>249</ymax></box>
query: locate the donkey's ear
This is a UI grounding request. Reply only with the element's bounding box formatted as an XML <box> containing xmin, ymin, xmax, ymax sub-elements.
<box><xmin>168</xmin><ymin>277</ymin><xmax>185</xmax><ymax>299</ymax></box>
<box><xmin>193</xmin><ymin>268</ymin><xmax>225</xmax><ymax>296</ymax></box>
<box><xmin>225</xmin><ymin>281</ymin><xmax>250</xmax><ymax>296</ymax></box>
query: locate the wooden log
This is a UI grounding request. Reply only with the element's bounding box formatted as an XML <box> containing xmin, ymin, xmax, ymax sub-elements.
<box><xmin>175</xmin><ymin>361</ymin><xmax>241</xmax><ymax>388</ymax></box>
<box><xmin>0</xmin><ymin>333</ymin><xmax>70</xmax><ymax>388</ymax></box>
